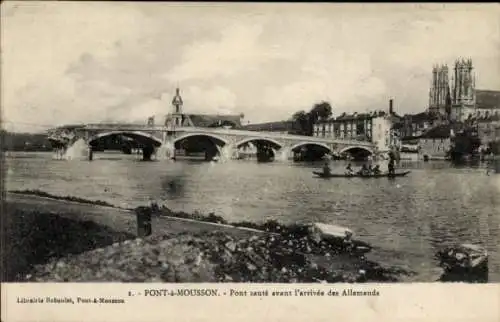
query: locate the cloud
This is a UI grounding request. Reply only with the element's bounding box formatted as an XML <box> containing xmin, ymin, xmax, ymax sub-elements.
<box><xmin>181</xmin><ymin>86</ymin><xmax>238</xmax><ymax>114</ymax></box>
<box><xmin>2</xmin><ymin>3</ymin><xmax>500</xmax><ymax>132</ymax></box>
<box><xmin>163</xmin><ymin>23</ymin><xmax>278</xmax><ymax>82</ymax></box>
<box><xmin>1</xmin><ymin>2</ymin><xmax>151</xmax><ymax>130</ymax></box>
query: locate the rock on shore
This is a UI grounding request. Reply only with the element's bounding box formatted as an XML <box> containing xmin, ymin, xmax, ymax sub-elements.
<box><xmin>25</xmin><ymin>232</ymin><xmax>411</xmax><ymax>283</ymax></box>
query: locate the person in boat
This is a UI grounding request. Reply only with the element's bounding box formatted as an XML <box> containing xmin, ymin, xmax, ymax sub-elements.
<box><xmin>372</xmin><ymin>164</ymin><xmax>381</xmax><ymax>175</ymax></box>
<box><xmin>323</xmin><ymin>161</ymin><xmax>331</xmax><ymax>175</ymax></box>
<box><xmin>388</xmin><ymin>151</ymin><xmax>396</xmax><ymax>175</ymax></box>
<box><xmin>388</xmin><ymin>159</ymin><xmax>395</xmax><ymax>175</ymax></box>
<box><xmin>345</xmin><ymin>163</ymin><xmax>354</xmax><ymax>175</ymax></box>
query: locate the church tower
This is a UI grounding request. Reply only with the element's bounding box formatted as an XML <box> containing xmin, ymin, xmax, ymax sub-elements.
<box><xmin>450</xmin><ymin>58</ymin><xmax>475</xmax><ymax>120</ymax></box>
<box><xmin>171</xmin><ymin>87</ymin><xmax>184</xmax><ymax>127</ymax></box>
<box><xmin>429</xmin><ymin>64</ymin><xmax>450</xmax><ymax>115</ymax></box>
<box><xmin>428</xmin><ymin>65</ymin><xmax>438</xmax><ymax>113</ymax></box>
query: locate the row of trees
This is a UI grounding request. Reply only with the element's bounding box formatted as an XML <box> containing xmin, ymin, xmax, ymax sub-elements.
<box><xmin>447</xmin><ymin>127</ymin><xmax>482</xmax><ymax>162</ymax></box>
<box><xmin>289</xmin><ymin>101</ymin><xmax>333</xmax><ymax>136</ymax></box>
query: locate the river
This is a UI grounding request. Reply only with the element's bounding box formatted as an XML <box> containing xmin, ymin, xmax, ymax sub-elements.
<box><xmin>4</xmin><ymin>151</ymin><xmax>500</xmax><ymax>282</ymax></box>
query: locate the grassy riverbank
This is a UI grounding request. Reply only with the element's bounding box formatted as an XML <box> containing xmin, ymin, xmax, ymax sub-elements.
<box><xmin>9</xmin><ymin>189</ymin><xmax>120</xmax><ymax>208</ymax></box>
<box><xmin>1</xmin><ymin>207</ymin><xmax>134</xmax><ymax>282</ymax></box>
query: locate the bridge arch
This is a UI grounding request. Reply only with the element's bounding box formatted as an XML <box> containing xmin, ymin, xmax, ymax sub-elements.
<box><xmin>234</xmin><ymin>137</ymin><xmax>283</xmax><ymax>149</ymax></box>
<box><xmin>89</xmin><ymin>131</ymin><xmax>162</xmax><ymax>147</ymax></box>
<box><xmin>289</xmin><ymin>142</ymin><xmax>333</xmax><ymax>153</ymax></box>
<box><xmin>173</xmin><ymin>133</ymin><xmax>229</xmax><ymax>146</ymax></box>
<box><xmin>338</xmin><ymin>145</ymin><xmax>374</xmax><ymax>155</ymax></box>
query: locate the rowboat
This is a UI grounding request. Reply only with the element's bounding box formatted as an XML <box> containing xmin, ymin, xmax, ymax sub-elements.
<box><xmin>312</xmin><ymin>171</ymin><xmax>411</xmax><ymax>178</ymax></box>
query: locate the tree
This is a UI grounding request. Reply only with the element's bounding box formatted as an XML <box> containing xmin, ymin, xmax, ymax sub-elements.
<box><xmin>449</xmin><ymin>127</ymin><xmax>482</xmax><ymax>162</ymax></box>
<box><xmin>291</xmin><ymin>110</ymin><xmax>310</xmax><ymax>135</ymax></box>
<box><xmin>309</xmin><ymin>101</ymin><xmax>333</xmax><ymax>123</ymax></box>
<box><xmin>290</xmin><ymin>101</ymin><xmax>333</xmax><ymax>136</ymax></box>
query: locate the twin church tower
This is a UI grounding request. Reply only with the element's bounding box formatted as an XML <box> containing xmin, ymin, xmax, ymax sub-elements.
<box><xmin>428</xmin><ymin>58</ymin><xmax>476</xmax><ymax>120</ymax></box>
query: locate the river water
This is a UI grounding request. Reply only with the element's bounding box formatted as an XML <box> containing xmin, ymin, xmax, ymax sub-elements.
<box><xmin>4</xmin><ymin>151</ymin><xmax>500</xmax><ymax>282</ymax></box>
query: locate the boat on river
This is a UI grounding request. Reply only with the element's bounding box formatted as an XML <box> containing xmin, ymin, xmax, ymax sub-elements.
<box><xmin>312</xmin><ymin>171</ymin><xmax>411</xmax><ymax>179</ymax></box>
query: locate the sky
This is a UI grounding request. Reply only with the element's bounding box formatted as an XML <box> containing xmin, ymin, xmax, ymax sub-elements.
<box><xmin>2</xmin><ymin>2</ymin><xmax>500</xmax><ymax>132</ymax></box>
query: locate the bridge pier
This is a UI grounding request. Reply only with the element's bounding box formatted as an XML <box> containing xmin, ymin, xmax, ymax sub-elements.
<box><xmin>205</xmin><ymin>145</ymin><xmax>219</xmax><ymax>161</ymax></box>
<box><xmin>256</xmin><ymin>146</ymin><xmax>275</xmax><ymax>162</ymax></box>
<box><xmin>53</xmin><ymin>147</ymin><xmax>66</xmax><ymax>160</ymax></box>
<box><xmin>142</xmin><ymin>146</ymin><xmax>155</xmax><ymax>161</ymax></box>
<box><xmin>88</xmin><ymin>146</ymin><xmax>93</xmax><ymax>161</ymax></box>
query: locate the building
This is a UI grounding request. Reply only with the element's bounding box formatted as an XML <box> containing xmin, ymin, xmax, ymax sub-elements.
<box><xmin>474</xmin><ymin>90</ymin><xmax>500</xmax><ymax>119</ymax></box>
<box><xmin>313</xmin><ymin>99</ymin><xmax>401</xmax><ymax>153</ymax></box>
<box><xmin>428</xmin><ymin>58</ymin><xmax>500</xmax><ymax>121</ymax></box>
<box><xmin>397</xmin><ymin>112</ymin><xmax>445</xmax><ymax>139</ymax></box>
<box><xmin>147</xmin><ymin>87</ymin><xmax>244</xmax><ymax>129</ymax></box>
<box><xmin>416</xmin><ymin>124</ymin><xmax>453</xmax><ymax>160</ymax></box>
<box><xmin>175</xmin><ymin>114</ymin><xmax>243</xmax><ymax>128</ymax></box>
<box><xmin>474</xmin><ymin>114</ymin><xmax>500</xmax><ymax>146</ymax></box>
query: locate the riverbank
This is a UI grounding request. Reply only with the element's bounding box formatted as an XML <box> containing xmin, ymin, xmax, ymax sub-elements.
<box><xmin>7</xmin><ymin>190</ymin><xmax>348</xmax><ymax>237</ymax></box>
<box><xmin>3</xmin><ymin>192</ymin><xmax>415</xmax><ymax>283</ymax></box>
<box><xmin>9</xmin><ymin>189</ymin><xmax>118</xmax><ymax>208</ymax></box>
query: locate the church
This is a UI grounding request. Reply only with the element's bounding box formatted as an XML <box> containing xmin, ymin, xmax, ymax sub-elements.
<box><xmin>147</xmin><ymin>87</ymin><xmax>244</xmax><ymax>129</ymax></box>
<box><xmin>428</xmin><ymin>58</ymin><xmax>500</xmax><ymax>121</ymax></box>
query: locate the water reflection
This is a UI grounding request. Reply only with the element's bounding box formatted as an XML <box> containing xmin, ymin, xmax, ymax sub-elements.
<box><xmin>160</xmin><ymin>176</ymin><xmax>185</xmax><ymax>197</ymax></box>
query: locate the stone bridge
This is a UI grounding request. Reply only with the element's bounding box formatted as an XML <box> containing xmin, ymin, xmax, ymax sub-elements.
<box><xmin>48</xmin><ymin>123</ymin><xmax>376</xmax><ymax>161</ymax></box>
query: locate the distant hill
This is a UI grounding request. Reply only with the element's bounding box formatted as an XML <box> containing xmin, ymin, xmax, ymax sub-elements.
<box><xmin>0</xmin><ymin>130</ymin><xmax>52</xmax><ymax>152</ymax></box>
<box><xmin>242</xmin><ymin>120</ymin><xmax>295</xmax><ymax>133</ymax></box>
<box><xmin>0</xmin><ymin>130</ymin><xmax>143</xmax><ymax>152</ymax></box>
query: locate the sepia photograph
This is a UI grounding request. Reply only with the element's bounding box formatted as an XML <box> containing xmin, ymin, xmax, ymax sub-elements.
<box><xmin>1</xmin><ymin>2</ymin><xmax>499</xmax><ymax>288</ymax></box>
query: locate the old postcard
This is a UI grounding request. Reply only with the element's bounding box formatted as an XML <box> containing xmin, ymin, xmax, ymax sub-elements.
<box><xmin>1</xmin><ymin>2</ymin><xmax>499</xmax><ymax>322</ymax></box>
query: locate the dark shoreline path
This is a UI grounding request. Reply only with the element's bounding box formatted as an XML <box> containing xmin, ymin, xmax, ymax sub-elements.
<box><xmin>4</xmin><ymin>193</ymin><xmax>267</xmax><ymax>238</ymax></box>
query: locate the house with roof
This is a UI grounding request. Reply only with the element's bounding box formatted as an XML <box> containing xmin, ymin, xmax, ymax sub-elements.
<box><xmin>416</xmin><ymin>124</ymin><xmax>453</xmax><ymax>160</ymax></box>
<box><xmin>471</xmin><ymin>113</ymin><xmax>500</xmax><ymax>146</ymax></box>
<box><xmin>170</xmin><ymin>113</ymin><xmax>244</xmax><ymax>129</ymax></box>
<box><xmin>397</xmin><ymin>111</ymin><xmax>446</xmax><ymax>139</ymax></box>
<box><xmin>471</xmin><ymin>90</ymin><xmax>500</xmax><ymax>119</ymax></box>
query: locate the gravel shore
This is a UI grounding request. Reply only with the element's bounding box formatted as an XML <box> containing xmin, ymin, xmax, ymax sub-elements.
<box><xmin>24</xmin><ymin>231</ymin><xmax>412</xmax><ymax>283</ymax></box>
